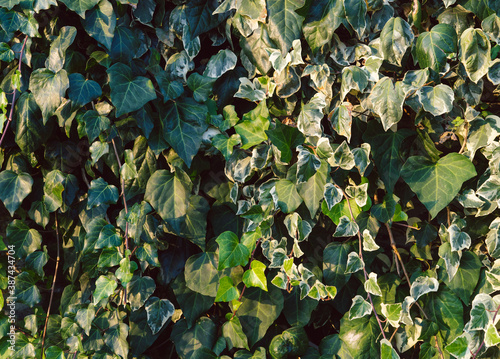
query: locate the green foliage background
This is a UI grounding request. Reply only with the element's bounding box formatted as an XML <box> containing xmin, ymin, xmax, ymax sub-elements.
<box><xmin>1</xmin><ymin>0</ymin><xmax>500</xmax><ymax>358</ymax></box>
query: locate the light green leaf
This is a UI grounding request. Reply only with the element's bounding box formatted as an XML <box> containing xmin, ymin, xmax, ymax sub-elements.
<box><xmin>87</xmin><ymin>177</ymin><xmax>119</xmax><ymax>209</ymax></box>
<box><xmin>485</xmin><ymin>322</ymin><xmax>500</xmax><ymax>347</ymax></box>
<box><xmin>0</xmin><ymin>170</ymin><xmax>33</xmax><ymax>216</ymax></box>
<box><xmin>215</xmin><ymin>276</ymin><xmax>239</xmax><ymax>302</ymax></box>
<box><xmin>223</xmin><ymin>316</ymin><xmax>249</xmax><ymax>350</ymax></box>
<box><xmin>267</xmin><ymin>0</ymin><xmax>305</xmax><ymax>55</ymax></box>
<box><xmin>7</xmin><ymin>220</ymin><xmax>41</xmax><ymax>259</ymax></box>
<box><xmin>107</xmin><ymin>63</ymin><xmax>156</xmax><ymax>117</ymax></box>
<box><xmin>29</xmin><ymin>68</ymin><xmax>69</xmax><ymax>123</ymax></box>
<box><xmin>380</xmin><ymin>17</ymin><xmax>414</xmax><ymax>66</ymax></box>
<box><xmin>217</xmin><ymin>231</ymin><xmax>251</xmax><ymax>270</ymax></box>
<box><xmin>115</xmin><ymin>257</ymin><xmax>138</xmax><ymax>285</ymax></box>
<box><xmin>68</xmin><ymin>73</ymin><xmax>102</xmax><ymax>107</ymax></box>
<box><xmin>381</xmin><ymin>339</ymin><xmax>400</xmax><ymax>359</ymax></box>
<box><xmin>381</xmin><ymin>303</ymin><xmax>402</xmax><ymax>328</ymax></box>
<box><xmin>93</xmin><ymin>274</ymin><xmax>117</xmax><ymax>305</ymax></box>
<box><xmin>160</xmin><ymin>98</ymin><xmax>209</xmax><ymax>167</ymax></box>
<box><xmin>58</xmin><ymin>0</ymin><xmax>100</xmax><ymax>17</ymax></box>
<box><xmin>416</xmin><ymin>24</ymin><xmax>457</xmax><ymax>72</ymax></box>
<box><xmin>145</xmin><ymin>297</ymin><xmax>175</xmax><ymax>335</ymax></box>
<box><xmin>98</xmin><ymin>247</ymin><xmax>123</xmax><ymax>268</ymax></box>
<box><xmin>127</xmin><ymin>276</ymin><xmax>156</xmax><ymax>311</ymax></box>
<box><xmin>339</xmin><ymin>315</ymin><xmax>379</xmax><ymax>358</ymax></box>
<box><xmin>144</xmin><ymin>169</ymin><xmax>192</xmax><ymax>233</ymax></box>
<box><xmin>349</xmin><ymin>295</ymin><xmax>372</xmax><ymax>320</ymax></box>
<box><xmin>401</xmin><ymin>153</ymin><xmax>476</xmax><ymax>218</ymax></box>
<box><xmin>459</xmin><ymin>28</ymin><xmax>491</xmax><ymax>83</ymax></box>
<box><xmin>364</xmin><ymin>272</ymin><xmax>382</xmax><ymax>296</ymax></box>
<box><xmin>185</xmin><ymin>252</ymin><xmax>219</xmax><ymax>297</ymax></box>
<box><xmin>368</xmin><ymin>77</ymin><xmax>405</xmax><ymax>131</ymax></box>
<box><xmin>120</xmin><ymin>149</ymin><xmax>138</xmax><ymax>180</ymax></box>
<box><xmin>243</xmin><ymin>260</ymin><xmax>267</xmax><ymax>291</ymax></box>
<box><xmin>410</xmin><ymin>275</ymin><xmax>439</xmax><ymax>301</ymax></box>
<box><xmin>445</xmin><ymin>334</ymin><xmax>471</xmax><ymax>359</ymax></box>
<box><xmin>82</xmin><ymin>0</ymin><xmax>116</xmax><ymax>50</ymax></box>
<box><xmin>417</xmin><ymin>85</ymin><xmax>455</xmax><ymax>116</ymax></box>
<box><xmin>45</xmin><ymin>346</ymin><xmax>66</xmax><ymax>359</ymax></box>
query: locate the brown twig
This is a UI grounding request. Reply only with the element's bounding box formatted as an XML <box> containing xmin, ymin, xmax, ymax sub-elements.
<box><xmin>385</xmin><ymin>223</ymin><xmax>429</xmax><ymax>320</ymax></box>
<box><xmin>111</xmin><ymin>138</ymin><xmax>129</xmax><ymax>306</ymax></box>
<box><xmin>336</xmin><ymin>184</ymin><xmax>387</xmax><ymax>341</ymax></box>
<box><xmin>0</xmin><ymin>36</ymin><xmax>28</xmax><ymax>148</ymax></box>
<box><xmin>40</xmin><ymin>211</ymin><xmax>61</xmax><ymax>358</ymax></box>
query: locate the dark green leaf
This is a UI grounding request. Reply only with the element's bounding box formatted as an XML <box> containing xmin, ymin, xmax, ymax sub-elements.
<box><xmin>68</xmin><ymin>73</ymin><xmax>102</xmax><ymax>107</ymax></box>
<box><xmin>416</xmin><ymin>24</ymin><xmax>457</xmax><ymax>72</ymax></box>
<box><xmin>6</xmin><ymin>220</ymin><xmax>41</xmax><ymax>259</ymax></box>
<box><xmin>145</xmin><ymin>296</ymin><xmax>174</xmax><ymax>335</ymax></box>
<box><xmin>82</xmin><ymin>0</ymin><xmax>116</xmax><ymax>50</ymax></box>
<box><xmin>0</xmin><ymin>170</ymin><xmax>33</xmax><ymax>216</ymax></box>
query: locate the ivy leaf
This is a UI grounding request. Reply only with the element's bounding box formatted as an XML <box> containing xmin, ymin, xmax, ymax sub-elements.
<box><xmin>324</xmin><ymin>183</ymin><xmax>343</xmax><ymax>211</ymax></box>
<box><xmin>401</xmin><ymin>154</ymin><xmax>476</xmax><ymax>218</ymax></box>
<box><xmin>302</xmin><ymin>0</ymin><xmax>344</xmax><ymax>54</ymax></box>
<box><xmin>371</xmin><ymin>193</ymin><xmax>396</xmax><ymax>223</ymax></box>
<box><xmin>95</xmin><ymin>224</ymin><xmax>123</xmax><ymax>249</ymax></box>
<box><xmin>339</xmin><ymin>315</ymin><xmax>379</xmax><ymax>358</ymax></box>
<box><xmin>25</xmin><ymin>249</ymin><xmax>48</xmax><ymax>277</ymax></box>
<box><xmin>7</xmin><ymin>220</ymin><xmax>41</xmax><ymax>259</ymax></box>
<box><xmin>344</xmin><ymin>0</ymin><xmax>367</xmax><ymax>38</ymax></box>
<box><xmin>363</xmin><ymin>229</ymin><xmax>380</xmax><ymax>252</ymax></box>
<box><xmin>107</xmin><ymin>63</ymin><xmax>156</xmax><ymax>117</ymax></box>
<box><xmin>469</xmin><ymin>293</ymin><xmax>496</xmax><ymax>331</ymax></box>
<box><xmin>445</xmin><ymin>334</ymin><xmax>470</xmax><ymax>359</ymax></box>
<box><xmin>204</xmin><ymin>49</ymin><xmax>237</xmax><ymax>78</ymax></box>
<box><xmin>265</xmin><ymin>120</ymin><xmax>304</xmax><ymax>163</ymax></box>
<box><xmin>145</xmin><ymin>297</ymin><xmax>175</xmax><ymax>335</ymax></box>
<box><xmin>275</xmin><ymin>179</ymin><xmax>303</xmax><ymax>213</ymax></box>
<box><xmin>0</xmin><ymin>170</ymin><xmax>33</xmax><ymax>216</ymax></box>
<box><xmin>330</xmin><ymin>103</ymin><xmax>353</xmax><ymax>142</ymax></box>
<box><xmin>87</xmin><ymin>177</ymin><xmax>119</xmax><ymax>209</ymax></box>
<box><xmin>217</xmin><ymin>231</ymin><xmax>251</xmax><ymax>270</ymax></box>
<box><xmin>185</xmin><ymin>0</ymin><xmax>229</xmax><ymax>38</ymax></box>
<box><xmin>242</xmin><ymin>260</ymin><xmax>267</xmax><ymax>291</ymax></box>
<box><xmin>160</xmin><ymin>98</ymin><xmax>208</xmax><ymax>167</ymax></box>
<box><xmin>448</xmin><ymin>224</ymin><xmax>471</xmax><ymax>252</ymax></box>
<box><xmin>416</xmin><ymin>24</ymin><xmax>457</xmax><ymax>72</ymax></box>
<box><xmin>215</xmin><ymin>276</ymin><xmax>239</xmax><ymax>302</ymax></box>
<box><xmin>29</xmin><ymin>68</ymin><xmax>69</xmax><ymax>123</ymax></box>
<box><xmin>68</xmin><ymin>73</ymin><xmax>102</xmax><ymax>107</ymax></box>
<box><xmin>127</xmin><ymin>276</ymin><xmax>156</xmax><ymax>311</ymax></box>
<box><xmin>185</xmin><ymin>252</ymin><xmax>219</xmax><ymax>297</ymax></box>
<box><xmin>58</xmin><ymin>0</ymin><xmax>100</xmax><ymax>17</ymax></box>
<box><xmin>485</xmin><ymin>322</ymin><xmax>500</xmax><ymax>347</ymax></box>
<box><xmin>345</xmin><ymin>252</ymin><xmax>364</xmax><ymax>274</ymax></box>
<box><xmin>333</xmin><ymin>216</ymin><xmax>359</xmax><ymax>237</ymax></box>
<box><xmin>417</xmin><ymin>85</ymin><xmax>455</xmax><ymax>116</ymax></box>
<box><xmin>410</xmin><ymin>276</ymin><xmax>439</xmax><ymax>301</ymax></box>
<box><xmin>187</xmin><ymin>73</ymin><xmax>216</xmax><ymax>103</ymax></box>
<box><xmin>442</xmin><ymin>251</ymin><xmax>481</xmax><ymax>305</ymax></box>
<box><xmin>459</xmin><ymin>28</ymin><xmax>491</xmax><ymax>83</ymax></box>
<box><xmin>76</xmin><ymin>306</ymin><xmax>95</xmax><ymax>336</ymax></box>
<box><xmin>349</xmin><ymin>295</ymin><xmax>372</xmax><ymax>320</ymax></box>
<box><xmin>93</xmin><ymin>274</ymin><xmax>118</xmax><ymax>305</ymax></box>
<box><xmin>368</xmin><ymin>77</ymin><xmax>405</xmax><ymax>131</ymax></box>
<box><xmin>104</xmin><ymin>323</ymin><xmax>129</xmax><ymax>359</ymax></box>
<box><xmin>82</xmin><ymin>0</ymin><xmax>116</xmax><ymax>50</ymax></box>
<box><xmin>212</xmin><ymin>134</ymin><xmax>241</xmax><ymax>160</ymax></box>
<box><xmin>223</xmin><ymin>316</ymin><xmax>249</xmax><ymax>350</ymax></box>
<box><xmin>364</xmin><ymin>272</ymin><xmax>383</xmax><ymax>296</ymax></box>
<box><xmin>145</xmin><ymin>169</ymin><xmax>192</xmax><ymax>234</ymax></box>
<box><xmin>82</xmin><ymin>110</ymin><xmax>110</xmax><ymax>142</ymax></box>
<box><xmin>237</xmin><ymin>286</ymin><xmax>284</xmax><ymax>347</ymax></box>
<box><xmin>116</xmin><ymin>257</ymin><xmax>138</xmax><ymax>285</ymax></box>
<box><xmin>15</xmin><ymin>272</ymin><xmax>41</xmax><ymax>308</ymax></box>
<box><xmin>381</xmin><ymin>303</ymin><xmax>402</xmax><ymax>328</ymax></box>
<box><xmin>109</xmin><ymin>26</ymin><xmax>139</xmax><ymax>63</ymax></box>
<box><xmin>267</xmin><ymin>0</ymin><xmax>305</xmax><ymax>55</ymax></box>
<box><xmin>380</xmin><ymin>17</ymin><xmax>414</xmax><ymax>66</ymax></box>
<box><xmin>46</xmin><ymin>26</ymin><xmax>76</xmax><ymax>73</ymax></box>
<box><xmin>98</xmin><ymin>247</ymin><xmax>123</xmax><ymax>268</ymax></box>
<box><xmin>380</xmin><ymin>339</ymin><xmax>400</xmax><ymax>359</ymax></box>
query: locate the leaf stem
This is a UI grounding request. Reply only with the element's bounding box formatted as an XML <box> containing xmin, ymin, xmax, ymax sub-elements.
<box><xmin>336</xmin><ymin>184</ymin><xmax>387</xmax><ymax>341</ymax></box>
<box><xmin>231</xmin><ymin>238</ymin><xmax>261</xmax><ymax>319</ymax></box>
<box><xmin>0</xmin><ymin>36</ymin><xmax>28</xmax><ymax>148</ymax></box>
<box><xmin>40</xmin><ymin>211</ymin><xmax>61</xmax><ymax>358</ymax></box>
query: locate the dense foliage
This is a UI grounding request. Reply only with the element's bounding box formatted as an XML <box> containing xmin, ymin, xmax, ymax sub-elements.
<box><xmin>1</xmin><ymin>0</ymin><xmax>500</xmax><ymax>357</ymax></box>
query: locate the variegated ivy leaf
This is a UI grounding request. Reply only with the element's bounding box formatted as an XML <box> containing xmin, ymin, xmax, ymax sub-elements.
<box><xmin>323</xmin><ymin>183</ymin><xmax>343</xmax><ymax>211</ymax></box>
<box><xmin>334</xmin><ymin>216</ymin><xmax>359</xmax><ymax>237</ymax></box>
<box><xmin>345</xmin><ymin>252</ymin><xmax>364</xmax><ymax>274</ymax></box>
<box><xmin>410</xmin><ymin>275</ymin><xmax>439</xmax><ymax>301</ymax></box>
<box><xmin>448</xmin><ymin>224</ymin><xmax>472</xmax><ymax>252</ymax></box>
<box><xmin>381</xmin><ymin>303</ymin><xmax>402</xmax><ymax>328</ymax></box>
<box><xmin>348</xmin><ymin>295</ymin><xmax>372</xmax><ymax>320</ymax></box>
<box><xmin>362</xmin><ymin>229</ymin><xmax>380</xmax><ymax>252</ymax></box>
<box><xmin>364</xmin><ymin>272</ymin><xmax>382</xmax><ymax>296</ymax></box>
